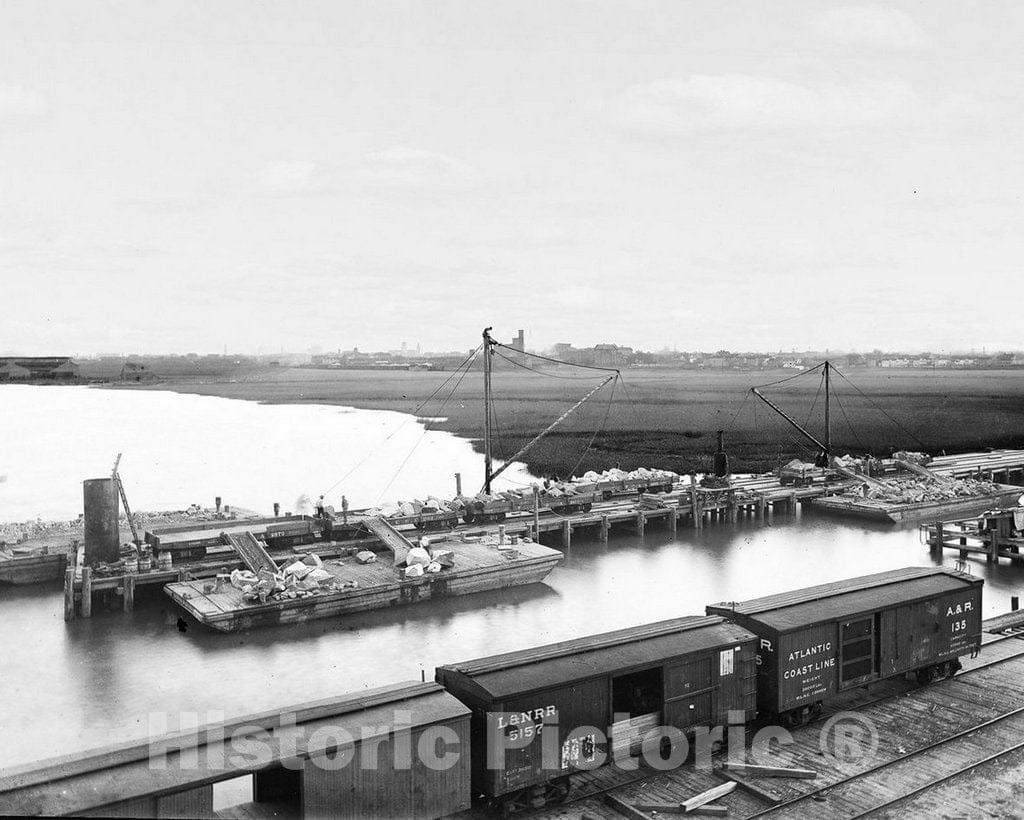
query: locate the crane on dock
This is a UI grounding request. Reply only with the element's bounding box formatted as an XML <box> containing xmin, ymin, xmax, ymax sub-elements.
<box><xmin>481</xmin><ymin>327</ymin><xmax>618</xmax><ymax>492</ymax></box>
<box><xmin>111</xmin><ymin>453</ymin><xmax>142</xmax><ymax>547</ymax></box>
<box><xmin>751</xmin><ymin>361</ymin><xmax>833</xmax><ymax>468</ymax></box>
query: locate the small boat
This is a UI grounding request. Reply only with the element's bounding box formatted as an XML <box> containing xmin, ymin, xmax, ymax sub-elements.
<box><xmin>0</xmin><ymin>544</ymin><xmax>70</xmax><ymax>585</ymax></box>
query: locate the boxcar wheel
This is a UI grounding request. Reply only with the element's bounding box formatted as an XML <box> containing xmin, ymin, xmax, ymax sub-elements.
<box><xmin>499</xmin><ymin>788</ymin><xmax>531</xmax><ymax>816</ymax></box>
<box><xmin>915</xmin><ymin>664</ymin><xmax>940</xmax><ymax>685</ymax></box>
<box><xmin>946</xmin><ymin>659</ymin><xmax>962</xmax><ymax>678</ymax></box>
<box><xmin>582</xmin><ymin>503</ymin><xmax>593</xmax><ymax>512</ymax></box>
<box><xmin>542</xmin><ymin>777</ymin><xmax>571</xmax><ymax>805</ymax></box>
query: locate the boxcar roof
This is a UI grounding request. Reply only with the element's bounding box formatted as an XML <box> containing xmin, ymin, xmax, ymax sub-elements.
<box><xmin>436</xmin><ymin>615</ymin><xmax>755</xmax><ymax>699</ymax></box>
<box><xmin>706</xmin><ymin>566</ymin><xmax>981</xmax><ymax>632</ymax></box>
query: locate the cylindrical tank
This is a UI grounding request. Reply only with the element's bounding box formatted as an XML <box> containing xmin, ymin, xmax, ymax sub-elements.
<box><xmin>83</xmin><ymin>478</ymin><xmax>120</xmax><ymax>564</ymax></box>
<box><xmin>713</xmin><ymin>430</ymin><xmax>730</xmax><ymax>477</ymax></box>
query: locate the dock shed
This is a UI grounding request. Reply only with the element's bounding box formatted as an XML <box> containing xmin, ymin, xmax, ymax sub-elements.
<box><xmin>436</xmin><ymin>615</ymin><xmax>757</xmax><ymax>807</ymax></box>
<box><xmin>707</xmin><ymin>566</ymin><xmax>983</xmax><ymax>721</ymax></box>
<box><xmin>0</xmin><ymin>681</ymin><xmax>471</xmax><ymax>820</ymax></box>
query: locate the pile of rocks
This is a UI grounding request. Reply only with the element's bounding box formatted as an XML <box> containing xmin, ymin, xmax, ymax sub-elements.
<box><xmin>232</xmin><ymin>553</ymin><xmax>347</xmax><ymax>604</ymax></box>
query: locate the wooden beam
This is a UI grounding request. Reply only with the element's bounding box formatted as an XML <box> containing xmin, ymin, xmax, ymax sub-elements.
<box><xmin>632</xmin><ymin>804</ymin><xmax>729</xmax><ymax>816</ymax></box>
<box><xmin>604</xmin><ymin>794</ymin><xmax>656</xmax><ymax>820</ymax></box>
<box><xmin>81</xmin><ymin>566</ymin><xmax>92</xmax><ymax>618</ymax></box>
<box><xmin>683</xmin><ymin>781</ymin><xmax>737</xmax><ymax>810</ymax></box>
<box><xmin>714</xmin><ymin>769</ymin><xmax>780</xmax><ymax>805</ymax></box>
<box><xmin>63</xmin><ymin>567</ymin><xmax>75</xmax><ymax>622</ymax></box>
<box><xmin>722</xmin><ymin>763</ymin><xmax>816</xmax><ymax>779</ymax></box>
<box><xmin>123</xmin><ymin>573</ymin><xmax>135</xmax><ymax>613</ymax></box>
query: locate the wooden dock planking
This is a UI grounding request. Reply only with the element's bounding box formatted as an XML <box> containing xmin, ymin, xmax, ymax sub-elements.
<box><xmin>530</xmin><ymin>615</ymin><xmax>1024</xmax><ymax>820</ymax></box>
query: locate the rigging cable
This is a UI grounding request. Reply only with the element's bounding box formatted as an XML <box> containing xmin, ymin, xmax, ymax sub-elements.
<box><xmin>831</xmin><ymin>387</ymin><xmax>865</xmax><ymax>453</ymax></box>
<box><xmin>752</xmin><ymin>361</ymin><xmax>826</xmax><ymax>389</ymax></box>
<box><xmin>491</xmin><ymin>349</ymin><xmax>612</xmax><ymax>381</ymax></box>
<box><xmin>568</xmin><ymin>375</ymin><xmax>619</xmax><ymax>478</ymax></box>
<box><xmin>321</xmin><ymin>344</ymin><xmax>483</xmax><ymax>497</ymax></box>
<box><xmin>493</xmin><ymin>342</ymin><xmax>622</xmax><ymax>374</ymax></box>
<box><xmin>374</xmin><ymin>347</ymin><xmax>480</xmax><ymax>503</ymax></box>
<box><xmin>831</xmin><ymin>367</ymin><xmax>928</xmax><ymax>450</ymax></box>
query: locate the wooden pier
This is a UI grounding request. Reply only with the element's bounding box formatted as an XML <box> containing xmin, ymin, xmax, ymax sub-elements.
<box><xmin>922</xmin><ymin>508</ymin><xmax>1024</xmax><ymax>565</ymax></box>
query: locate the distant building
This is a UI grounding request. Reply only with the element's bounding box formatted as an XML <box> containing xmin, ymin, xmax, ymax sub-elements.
<box><xmin>0</xmin><ymin>357</ymin><xmax>79</xmax><ymax>381</ymax></box>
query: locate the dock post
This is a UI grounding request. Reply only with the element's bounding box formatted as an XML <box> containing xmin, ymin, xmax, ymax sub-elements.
<box><xmin>727</xmin><ymin>493</ymin><xmax>738</xmax><ymax>523</ymax></box>
<box><xmin>533</xmin><ymin>488</ymin><xmax>541</xmax><ymax>539</ymax></box>
<box><xmin>562</xmin><ymin>518</ymin><xmax>572</xmax><ymax>549</ymax></box>
<box><xmin>788</xmin><ymin>491</ymin><xmax>798</xmax><ymax>514</ymax></box>
<box><xmin>668</xmin><ymin>508</ymin><xmax>677</xmax><ymax>535</ymax></box>
<box><xmin>123</xmin><ymin>573</ymin><xmax>135</xmax><ymax>612</ymax></box>
<box><xmin>455</xmin><ymin>472</ymin><xmax>462</xmax><ymax>496</ymax></box>
<box><xmin>988</xmin><ymin>528</ymin><xmax>999</xmax><ymax>563</ymax></box>
<box><xmin>498</xmin><ymin>524</ymin><xmax>506</xmax><ymax>545</ymax></box>
<box><xmin>636</xmin><ymin>510</ymin><xmax>645</xmax><ymax>537</ymax></box>
<box><xmin>932</xmin><ymin>522</ymin><xmax>943</xmax><ymax>554</ymax></box>
<box><xmin>756</xmin><ymin>493</ymin><xmax>766</xmax><ymax>520</ymax></box>
<box><xmin>690</xmin><ymin>475</ymin><xmax>701</xmax><ymax>529</ymax></box>
<box><xmin>64</xmin><ymin>567</ymin><xmax>76</xmax><ymax>622</ymax></box>
<box><xmin>81</xmin><ymin>566</ymin><xmax>92</xmax><ymax>618</ymax></box>
<box><xmin>600</xmin><ymin>515</ymin><xmax>609</xmax><ymax>541</ymax></box>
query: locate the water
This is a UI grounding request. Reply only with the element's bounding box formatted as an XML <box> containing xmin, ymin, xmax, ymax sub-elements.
<box><xmin>0</xmin><ymin>384</ymin><xmax>536</xmax><ymax>522</ymax></box>
<box><xmin>1</xmin><ymin>385</ymin><xmax>1023</xmax><ymax>773</ymax></box>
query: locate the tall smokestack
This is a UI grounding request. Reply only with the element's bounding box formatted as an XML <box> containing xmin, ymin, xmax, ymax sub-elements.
<box><xmin>83</xmin><ymin>478</ymin><xmax>120</xmax><ymax>564</ymax></box>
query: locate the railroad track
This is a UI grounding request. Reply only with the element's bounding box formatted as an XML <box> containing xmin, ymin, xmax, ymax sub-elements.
<box><xmin>746</xmin><ymin>706</ymin><xmax>1024</xmax><ymax>819</ymax></box>
<box><xmin>540</xmin><ymin>632</ymin><xmax>1024</xmax><ymax>818</ymax></box>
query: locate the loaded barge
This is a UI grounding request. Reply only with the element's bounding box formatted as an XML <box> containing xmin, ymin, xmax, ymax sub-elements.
<box><xmin>166</xmin><ymin>533</ymin><xmax>561</xmax><ymax>633</ymax></box>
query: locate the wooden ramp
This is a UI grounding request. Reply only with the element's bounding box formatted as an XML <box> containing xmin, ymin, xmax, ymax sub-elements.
<box><xmin>363</xmin><ymin>516</ymin><xmax>413</xmax><ymax>565</ymax></box>
<box><xmin>223</xmin><ymin>532</ymin><xmax>278</xmax><ymax>574</ymax></box>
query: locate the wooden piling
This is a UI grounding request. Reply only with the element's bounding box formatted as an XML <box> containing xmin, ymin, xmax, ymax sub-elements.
<box><xmin>636</xmin><ymin>510</ymin><xmax>645</xmax><ymax>537</ymax></box>
<box><xmin>123</xmin><ymin>573</ymin><xmax>136</xmax><ymax>612</ymax></box>
<box><xmin>668</xmin><ymin>508</ymin><xmax>677</xmax><ymax>534</ymax></box>
<box><xmin>690</xmin><ymin>474</ymin><xmax>702</xmax><ymax>530</ymax></box>
<box><xmin>932</xmin><ymin>522</ymin><xmax>943</xmax><ymax>553</ymax></box>
<box><xmin>533</xmin><ymin>488</ymin><xmax>541</xmax><ymax>539</ymax></box>
<box><xmin>80</xmin><ymin>566</ymin><xmax>92</xmax><ymax>618</ymax></box>
<box><xmin>562</xmin><ymin>518</ymin><xmax>572</xmax><ymax>549</ymax></box>
<box><xmin>727</xmin><ymin>493</ymin><xmax>738</xmax><ymax>523</ymax></box>
<box><xmin>64</xmin><ymin>567</ymin><xmax>76</xmax><ymax>622</ymax></box>
<box><xmin>600</xmin><ymin>515</ymin><xmax>610</xmax><ymax>542</ymax></box>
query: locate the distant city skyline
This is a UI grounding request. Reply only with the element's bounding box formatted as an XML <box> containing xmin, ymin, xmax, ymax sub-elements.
<box><xmin>3</xmin><ymin>2</ymin><xmax>1023</xmax><ymax>354</ymax></box>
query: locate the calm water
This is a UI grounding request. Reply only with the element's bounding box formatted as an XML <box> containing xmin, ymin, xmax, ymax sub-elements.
<box><xmin>1</xmin><ymin>386</ymin><xmax>1023</xmax><ymax>772</ymax></box>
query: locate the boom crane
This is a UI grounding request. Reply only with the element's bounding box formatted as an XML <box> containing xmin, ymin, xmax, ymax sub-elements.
<box><xmin>751</xmin><ymin>376</ymin><xmax>833</xmax><ymax>467</ymax></box>
<box><xmin>480</xmin><ymin>327</ymin><xmax>618</xmax><ymax>493</ymax></box>
<box><xmin>111</xmin><ymin>453</ymin><xmax>142</xmax><ymax>547</ymax></box>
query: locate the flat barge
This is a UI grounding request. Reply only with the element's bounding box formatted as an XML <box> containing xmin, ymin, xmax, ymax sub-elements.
<box><xmin>165</xmin><ymin>538</ymin><xmax>562</xmax><ymax>632</ymax></box>
<box><xmin>806</xmin><ymin>483</ymin><xmax>1022</xmax><ymax>524</ymax></box>
<box><xmin>0</xmin><ymin>545</ymin><xmax>70</xmax><ymax>585</ymax></box>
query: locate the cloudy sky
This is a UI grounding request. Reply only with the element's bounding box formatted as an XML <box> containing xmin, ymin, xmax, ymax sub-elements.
<box><xmin>1</xmin><ymin>1</ymin><xmax>1022</xmax><ymax>355</ymax></box>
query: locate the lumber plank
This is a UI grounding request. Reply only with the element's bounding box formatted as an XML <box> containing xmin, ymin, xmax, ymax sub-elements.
<box><xmin>721</xmin><ymin>763</ymin><xmax>817</xmax><ymax>779</ymax></box>
<box><xmin>604</xmin><ymin>794</ymin><xmax>657</xmax><ymax>820</ymax></box>
<box><xmin>682</xmin><ymin>781</ymin><xmax>736</xmax><ymax>810</ymax></box>
<box><xmin>713</xmin><ymin>768</ymin><xmax>780</xmax><ymax>806</ymax></box>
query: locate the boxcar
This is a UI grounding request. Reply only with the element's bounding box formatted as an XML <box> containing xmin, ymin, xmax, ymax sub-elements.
<box><xmin>436</xmin><ymin>615</ymin><xmax>757</xmax><ymax>811</ymax></box>
<box><xmin>707</xmin><ymin>566</ymin><xmax>983</xmax><ymax>726</ymax></box>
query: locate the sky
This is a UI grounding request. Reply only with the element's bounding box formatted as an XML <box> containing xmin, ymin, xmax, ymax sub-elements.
<box><xmin>1</xmin><ymin>1</ymin><xmax>1023</xmax><ymax>355</ymax></box>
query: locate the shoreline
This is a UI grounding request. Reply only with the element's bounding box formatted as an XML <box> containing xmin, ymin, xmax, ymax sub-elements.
<box><xmin>87</xmin><ymin>366</ymin><xmax>1024</xmax><ymax>480</ymax></box>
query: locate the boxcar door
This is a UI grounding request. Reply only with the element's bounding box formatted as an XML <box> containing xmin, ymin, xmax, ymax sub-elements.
<box><xmin>610</xmin><ymin>667</ymin><xmax>664</xmax><ymax>757</ymax></box>
<box><xmin>839</xmin><ymin>613</ymin><xmax>881</xmax><ymax>688</ymax></box>
<box><xmin>663</xmin><ymin>655</ymin><xmax>714</xmax><ymax>731</ymax></box>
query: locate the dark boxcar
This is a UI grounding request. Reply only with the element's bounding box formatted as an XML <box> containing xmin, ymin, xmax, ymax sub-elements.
<box><xmin>707</xmin><ymin>566</ymin><xmax>983</xmax><ymax>725</ymax></box>
<box><xmin>436</xmin><ymin>615</ymin><xmax>757</xmax><ymax>811</ymax></box>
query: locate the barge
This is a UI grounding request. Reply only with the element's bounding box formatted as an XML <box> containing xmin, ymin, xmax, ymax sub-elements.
<box><xmin>807</xmin><ymin>483</ymin><xmax>1023</xmax><ymax>524</ymax></box>
<box><xmin>165</xmin><ymin>536</ymin><xmax>562</xmax><ymax>632</ymax></box>
<box><xmin>0</xmin><ymin>545</ymin><xmax>69</xmax><ymax>585</ymax></box>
